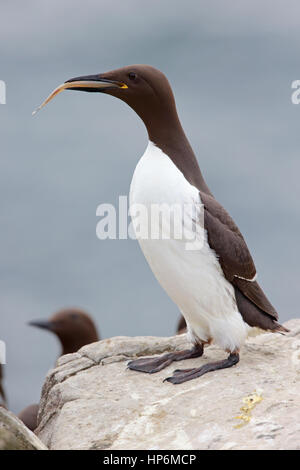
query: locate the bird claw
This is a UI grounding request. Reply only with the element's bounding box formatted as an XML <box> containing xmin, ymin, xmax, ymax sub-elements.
<box><xmin>127</xmin><ymin>355</ymin><xmax>173</xmax><ymax>374</ymax></box>
<box><xmin>164</xmin><ymin>353</ymin><xmax>240</xmax><ymax>384</ymax></box>
<box><xmin>164</xmin><ymin>368</ymin><xmax>201</xmax><ymax>384</ymax></box>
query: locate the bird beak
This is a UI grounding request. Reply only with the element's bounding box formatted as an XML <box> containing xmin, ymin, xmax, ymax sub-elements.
<box><xmin>28</xmin><ymin>320</ymin><xmax>54</xmax><ymax>331</ymax></box>
<box><xmin>32</xmin><ymin>74</ymin><xmax>127</xmax><ymax>115</ymax></box>
<box><xmin>64</xmin><ymin>74</ymin><xmax>128</xmax><ymax>92</ymax></box>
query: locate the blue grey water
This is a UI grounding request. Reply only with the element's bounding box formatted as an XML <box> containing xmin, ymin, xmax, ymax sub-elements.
<box><xmin>0</xmin><ymin>1</ymin><xmax>299</xmax><ymax>413</ymax></box>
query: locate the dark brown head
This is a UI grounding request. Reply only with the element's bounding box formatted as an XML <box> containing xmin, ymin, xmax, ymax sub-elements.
<box><xmin>65</xmin><ymin>65</ymin><xmax>181</xmax><ymax>142</ymax></box>
<box><xmin>29</xmin><ymin>308</ymin><xmax>99</xmax><ymax>355</ymax></box>
<box><xmin>34</xmin><ymin>64</ymin><xmax>210</xmax><ymax>194</ymax></box>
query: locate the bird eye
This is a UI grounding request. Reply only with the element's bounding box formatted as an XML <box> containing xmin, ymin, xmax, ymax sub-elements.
<box><xmin>128</xmin><ymin>72</ymin><xmax>137</xmax><ymax>81</ymax></box>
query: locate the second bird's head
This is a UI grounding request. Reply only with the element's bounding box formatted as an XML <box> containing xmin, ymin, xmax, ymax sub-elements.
<box><xmin>29</xmin><ymin>308</ymin><xmax>99</xmax><ymax>355</ymax></box>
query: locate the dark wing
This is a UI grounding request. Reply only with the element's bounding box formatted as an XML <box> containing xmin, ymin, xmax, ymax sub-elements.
<box><xmin>201</xmin><ymin>192</ymin><xmax>278</xmax><ymax>321</ymax></box>
<box><xmin>201</xmin><ymin>192</ymin><xmax>256</xmax><ymax>282</ymax></box>
<box><xmin>233</xmin><ymin>277</ymin><xmax>278</xmax><ymax>320</ymax></box>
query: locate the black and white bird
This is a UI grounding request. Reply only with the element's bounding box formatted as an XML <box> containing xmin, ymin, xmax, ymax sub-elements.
<box><xmin>34</xmin><ymin>65</ymin><xmax>287</xmax><ymax>384</ymax></box>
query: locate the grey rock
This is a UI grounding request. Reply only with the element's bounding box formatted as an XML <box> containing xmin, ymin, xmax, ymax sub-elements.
<box><xmin>36</xmin><ymin>320</ymin><xmax>300</xmax><ymax>450</ymax></box>
<box><xmin>0</xmin><ymin>407</ymin><xmax>47</xmax><ymax>450</ymax></box>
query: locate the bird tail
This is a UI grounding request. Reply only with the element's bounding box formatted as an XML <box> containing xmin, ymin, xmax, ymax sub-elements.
<box><xmin>272</xmin><ymin>322</ymin><xmax>290</xmax><ymax>334</ymax></box>
<box><xmin>234</xmin><ymin>286</ymin><xmax>289</xmax><ymax>334</ymax></box>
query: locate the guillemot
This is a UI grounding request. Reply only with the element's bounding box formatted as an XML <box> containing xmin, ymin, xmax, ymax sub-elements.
<box><xmin>33</xmin><ymin>65</ymin><xmax>287</xmax><ymax>384</ymax></box>
<box><xmin>29</xmin><ymin>308</ymin><xmax>99</xmax><ymax>355</ymax></box>
<box><xmin>0</xmin><ymin>365</ymin><xmax>6</xmax><ymax>406</ymax></box>
<box><xmin>19</xmin><ymin>308</ymin><xmax>99</xmax><ymax>430</ymax></box>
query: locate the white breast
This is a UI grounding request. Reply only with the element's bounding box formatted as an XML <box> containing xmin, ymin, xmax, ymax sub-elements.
<box><xmin>129</xmin><ymin>141</ymin><xmax>249</xmax><ymax>352</ymax></box>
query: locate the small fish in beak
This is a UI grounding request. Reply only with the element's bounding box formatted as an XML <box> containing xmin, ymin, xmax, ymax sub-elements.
<box><xmin>32</xmin><ymin>79</ymin><xmax>127</xmax><ymax>115</ymax></box>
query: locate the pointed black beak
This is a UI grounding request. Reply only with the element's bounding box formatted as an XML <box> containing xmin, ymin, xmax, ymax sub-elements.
<box><xmin>64</xmin><ymin>74</ymin><xmax>128</xmax><ymax>93</ymax></box>
<box><xmin>28</xmin><ymin>320</ymin><xmax>54</xmax><ymax>331</ymax></box>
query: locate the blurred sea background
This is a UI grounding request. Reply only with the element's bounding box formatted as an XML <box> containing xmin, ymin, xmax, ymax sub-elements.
<box><xmin>0</xmin><ymin>0</ymin><xmax>299</xmax><ymax>412</ymax></box>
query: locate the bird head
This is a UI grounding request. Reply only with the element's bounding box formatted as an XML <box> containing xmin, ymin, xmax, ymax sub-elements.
<box><xmin>29</xmin><ymin>308</ymin><xmax>99</xmax><ymax>355</ymax></box>
<box><xmin>33</xmin><ymin>65</ymin><xmax>178</xmax><ymax>134</ymax></box>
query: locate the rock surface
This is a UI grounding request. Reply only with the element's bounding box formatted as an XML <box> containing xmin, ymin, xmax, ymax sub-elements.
<box><xmin>36</xmin><ymin>319</ymin><xmax>300</xmax><ymax>450</ymax></box>
<box><xmin>0</xmin><ymin>406</ymin><xmax>47</xmax><ymax>450</ymax></box>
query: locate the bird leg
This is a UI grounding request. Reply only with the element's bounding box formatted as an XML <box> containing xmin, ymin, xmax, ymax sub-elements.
<box><xmin>127</xmin><ymin>343</ymin><xmax>204</xmax><ymax>374</ymax></box>
<box><xmin>164</xmin><ymin>352</ymin><xmax>240</xmax><ymax>384</ymax></box>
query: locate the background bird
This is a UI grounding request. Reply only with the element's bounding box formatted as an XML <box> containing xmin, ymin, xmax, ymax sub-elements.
<box><xmin>28</xmin><ymin>308</ymin><xmax>99</xmax><ymax>355</ymax></box>
<box><xmin>177</xmin><ymin>316</ymin><xmax>187</xmax><ymax>335</ymax></box>
<box><xmin>0</xmin><ymin>364</ymin><xmax>6</xmax><ymax>407</ymax></box>
<box><xmin>18</xmin><ymin>308</ymin><xmax>99</xmax><ymax>430</ymax></box>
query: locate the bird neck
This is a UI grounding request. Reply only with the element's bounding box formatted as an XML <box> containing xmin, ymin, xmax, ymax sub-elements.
<box><xmin>59</xmin><ymin>333</ymin><xmax>98</xmax><ymax>355</ymax></box>
<box><xmin>143</xmin><ymin>110</ymin><xmax>212</xmax><ymax>195</ymax></box>
<box><xmin>60</xmin><ymin>340</ymin><xmax>83</xmax><ymax>355</ymax></box>
<box><xmin>61</xmin><ymin>344</ymin><xmax>77</xmax><ymax>355</ymax></box>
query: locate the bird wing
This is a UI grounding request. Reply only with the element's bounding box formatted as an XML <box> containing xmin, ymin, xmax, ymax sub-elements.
<box><xmin>200</xmin><ymin>192</ymin><xmax>278</xmax><ymax>320</ymax></box>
